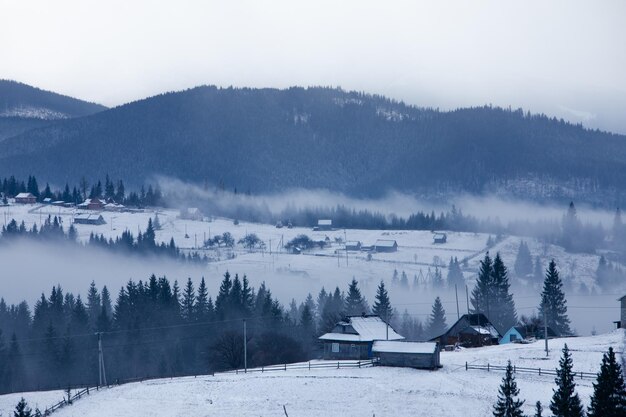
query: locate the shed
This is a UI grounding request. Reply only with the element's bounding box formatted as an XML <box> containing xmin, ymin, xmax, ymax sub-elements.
<box><xmin>14</xmin><ymin>193</ymin><xmax>36</xmax><ymax>204</ymax></box>
<box><xmin>78</xmin><ymin>198</ymin><xmax>105</xmax><ymax>210</ymax></box>
<box><xmin>345</xmin><ymin>241</ymin><xmax>362</xmax><ymax>251</ymax></box>
<box><xmin>42</xmin><ymin>198</ymin><xmax>53</xmax><ymax>204</ymax></box>
<box><xmin>433</xmin><ymin>233</ymin><xmax>447</xmax><ymax>244</ymax></box>
<box><xmin>431</xmin><ymin>313</ymin><xmax>501</xmax><ymax>347</ymax></box>
<box><xmin>374</xmin><ymin>239</ymin><xmax>398</xmax><ymax>253</ymax></box>
<box><xmin>372</xmin><ymin>341</ymin><xmax>440</xmax><ymax>369</ymax></box>
<box><xmin>74</xmin><ymin>213</ymin><xmax>106</xmax><ymax>225</ymax></box>
<box><xmin>316</xmin><ymin>219</ymin><xmax>333</xmax><ymax>231</ymax></box>
<box><xmin>319</xmin><ymin>315</ymin><xmax>404</xmax><ymax>360</ymax></box>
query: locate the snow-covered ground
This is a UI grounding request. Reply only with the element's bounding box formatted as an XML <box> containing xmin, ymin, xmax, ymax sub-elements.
<box><xmin>1</xmin><ymin>330</ymin><xmax>623</xmax><ymax>417</ymax></box>
<box><xmin>1</xmin><ymin>203</ymin><xmax>622</xmax><ymax>335</ymax></box>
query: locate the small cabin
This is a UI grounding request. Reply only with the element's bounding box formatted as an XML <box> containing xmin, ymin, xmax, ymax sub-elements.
<box><xmin>179</xmin><ymin>207</ymin><xmax>203</xmax><ymax>221</ymax></box>
<box><xmin>372</xmin><ymin>341</ymin><xmax>441</xmax><ymax>369</ymax></box>
<box><xmin>433</xmin><ymin>233</ymin><xmax>447</xmax><ymax>244</ymax></box>
<box><xmin>74</xmin><ymin>213</ymin><xmax>106</xmax><ymax>225</ymax></box>
<box><xmin>500</xmin><ymin>325</ymin><xmax>557</xmax><ymax>344</ymax></box>
<box><xmin>374</xmin><ymin>239</ymin><xmax>398</xmax><ymax>253</ymax></box>
<box><xmin>315</xmin><ymin>219</ymin><xmax>333</xmax><ymax>231</ymax></box>
<box><xmin>319</xmin><ymin>315</ymin><xmax>404</xmax><ymax>360</ymax></box>
<box><xmin>78</xmin><ymin>198</ymin><xmax>105</xmax><ymax>211</ymax></box>
<box><xmin>14</xmin><ymin>193</ymin><xmax>36</xmax><ymax>204</ymax></box>
<box><xmin>345</xmin><ymin>241</ymin><xmax>362</xmax><ymax>251</ymax></box>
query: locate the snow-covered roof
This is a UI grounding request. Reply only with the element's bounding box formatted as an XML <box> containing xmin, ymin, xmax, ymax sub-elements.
<box><xmin>15</xmin><ymin>192</ymin><xmax>34</xmax><ymax>198</ymax></box>
<box><xmin>319</xmin><ymin>316</ymin><xmax>404</xmax><ymax>342</ymax></box>
<box><xmin>372</xmin><ymin>341</ymin><xmax>438</xmax><ymax>354</ymax></box>
<box><xmin>318</xmin><ymin>219</ymin><xmax>332</xmax><ymax>226</ymax></box>
<box><xmin>375</xmin><ymin>239</ymin><xmax>397</xmax><ymax>247</ymax></box>
<box><xmin>75</xmin><ymin>213</ymin><xmax>104</xmax><ymax>220</ymax></box>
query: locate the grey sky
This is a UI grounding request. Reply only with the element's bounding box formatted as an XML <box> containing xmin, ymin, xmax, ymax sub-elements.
<box><xmin>2</xmin><ymin>0</ymin><xmax>625</xmax><ymax>133</ymax></box>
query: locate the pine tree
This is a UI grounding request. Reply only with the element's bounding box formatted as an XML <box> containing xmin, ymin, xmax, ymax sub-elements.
<box><xmin>490</xmin><ymin>253</ymin><xmax>517</xmax><ymax>334</ymax></box>
<box><xmin>471</xmin><ymin>252</ymin><xmax>493</xmax><ymax>317</ymax></box>
<box><xmin>587</xmin><ymin>347</ymin><xmax>626</xmax><ymax>417</ymax></box>
<box><xmin>447</xmin><ymin>257</ymin><xmax>465</xmax><ymax>289</ymax></box>
<box><xmin>539</xmin><ymin>260</ymin><xmax>571</xmax><ymax>336</ymax></box>
<box><xmin>195</xmin><ymin>277</ymin><xmax>209</xmax><ymax>322</ymax></box>
<box><xmin>426</xmin><ymin>296</ymin><xmax>447</xmax><ymax>338</ymax></box>
<box><xmin>181</xmin><ymin>278</ymin><xmax>195</xmax><ymax>322</ymax></box>
<box><xmin>514</xmin><ymin>241</ymin><xmax>533</xmax><ymax>277</ymax></box>
<box><xmin>344</xmin><ymin>278</ymin><xmax>368</xmax><ymax>316</ymax></box>
<box><xmin>492</xmin><ymin>361</ymin><xmax>525</xmax><ymax>417</ymax></box>
<box><xmin>13</xmin><ymin>397</ymin><xmax>32</xmax><ymax>417</ymax></box>
<box><xmin>550</xmin><ymin>344</ymin><xmax>584</xmax><ymax>417</ymax></box>
<box><xmin>372</xmin><ymin>281</ymin><xmax>392</xmax><ymax>321</ymax></box>
<box><xmin>534</xmin><ymin>401</ymin><xmax>543</xmax><ymax>417</ymax></box>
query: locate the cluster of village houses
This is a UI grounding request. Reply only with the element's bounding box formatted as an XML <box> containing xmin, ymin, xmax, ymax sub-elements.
<box><xmin>320</xmin><ymin>296</ymin><xmax>626</xmax><ymax>370</ymax></box>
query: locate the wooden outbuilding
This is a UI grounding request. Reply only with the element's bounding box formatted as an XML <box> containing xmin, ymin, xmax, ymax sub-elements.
<box><xmin>319</xmin><ymin>315</ymin><xmax>404</xmax><ymax>360</ymax></box>
<box><xmin>433</xmin><ymin>232</ymin><xmax>447</xmax><ymax>244</ymax></box>
<box><xmin>374</xmin><ymin>239</ymin><xmax>398</xmax><ymax>252</ymax></box>
<box><xmin>14</xmin><ymin>192</ymin><xmax>36</xmax><ymax>204</ymax></box>
<box><xmin>431</xmin><ymin>313</ymin><xmax>501</xmax><ymax>347</ymax></box>
<box><xmin>73</xmin><ymin>213</ymin><xmax>106</xmax><ymax>225</ymax></box>
<box><xmin>372</xmin><ymin>341</ymin><xmax>440</xmax><ymax>369</ymax></box>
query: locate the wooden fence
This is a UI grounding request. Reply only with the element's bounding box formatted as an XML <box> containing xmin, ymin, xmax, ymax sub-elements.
<box><xmin>465</xmin><ymin>362</ymin><xmax>596</xmax><ymax>379</ymax></box>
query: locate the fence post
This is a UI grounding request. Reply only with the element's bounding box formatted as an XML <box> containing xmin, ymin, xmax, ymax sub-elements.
<box><xmin>337</xmin><ymin>361</ymin><xmax>340</xmax><ymax>369</ymax></box>
<box><xmin>539</xmin><ymin>368</ymin><xmax>541</xmax><ymax>376</ymax></box>
<box><xmin>284</xmin><ymin>363</ymin><xmax>287</xmax><ymax>371</ymax></box>
<box><xmin>487</xmin><ymin>363</ymin><xmax>490</xmax><ymax>372</ymax></box>
<box><xmin>513</xmin><ymin>365</ymin><xmax>516</xmax><ymax>373</ymax></box>
<box><xmin>465</xmin><ymin>362</ymin><xmax>468</xmax><ymax>371</ymax></box>
<box><xmin>308</xmin><ymin>361</ymin><xmax>311</xmax><ymax>371</ymax></box>
<box><xmin>262</xmin><ymin>366</ymin><xmax>264</xmax><ymax>373</ymax></box>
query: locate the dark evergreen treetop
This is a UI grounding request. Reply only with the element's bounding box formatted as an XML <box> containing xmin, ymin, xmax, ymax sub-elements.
<box><xmin>426</xmin><ymin>296</ymin><xmax>447</xmax><ymax>339</ymax></box>
<box><xmin>344</xmin><ymin>278</ymin><xmax>368</xmax><ymax>316</ymax></box>
<box><xmin>492</xmin><ymin>361</ymin><xmax>525</xmax><ymax>417</ymax></box>
<box><xmin>550</xmin><ymin>344</ymin><xmax>584</xmax><ymax>417</ymax></box>
<box><xmin>587</xmin><ymin>347</ymin><xmax>626</xmax><ymax>417</ymax></box>
<box><xmin>539</xmin><ymin>260</ymin><xmax>572</xmax><ymax>336</ymax></box>
<box><xmin>372</xmin><ymin>281</ymin><xmax>392</xmax><ymax>321</ymax></box>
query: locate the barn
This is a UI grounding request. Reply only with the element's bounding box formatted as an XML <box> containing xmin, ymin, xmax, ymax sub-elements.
<box><xmin>319</xmin><ymin>315</ymin><xmax>404</xmax><ymax>360</ymax></box>
<box><xmin>14</xmin><ymin>192</ymin><xmax>36</xmax><ymax>204</ymax></box>
<box><xmin>374</xmin><ymin>239</ymin><xmax>398</xmax><ymax>252</ymax></box>
<box><xmin>74</xmin><ymin>213</ymin><xmax>106</xmax><ymax>225</ymax></box>
<box><xmin>372</xmin><ymin>341</ymin><xmax>440</xmax><ymax>369</ymax></box>
<box><xmin>315</xmin><ymin>219</ymin><xmax>333</xmax><ymax>231</ymax></box>
<box><xmin>433</xmin><ymin>233</ymin><xmax>447</xmax><ymax>244</ymax></box>
<box><xmin>431</xmin><ymin>313</ymin><xmax>501</xmax><ymax>347</ymax></box>
<box><xmin>345</xmin><ymin>241</ymin><xmax>362</xmax><ymax>251</ymax></box>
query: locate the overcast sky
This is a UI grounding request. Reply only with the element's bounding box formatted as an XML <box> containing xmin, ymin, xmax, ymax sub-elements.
<box><xmin>1</xmin><ymin>0</ymin><xmax>625</xmax><ymax>133</ymax></box>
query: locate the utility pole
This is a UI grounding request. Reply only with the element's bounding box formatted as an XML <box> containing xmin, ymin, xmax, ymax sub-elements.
<box><xmin>243</xmin><ymin>319</ymin><xmax>248</xmax><ymax>373</ymax></box>
<box><xmin>543</xmin><ymin>305</ymin><xmax>550</xmax><ymax>357</ymax></box>
<box><xmin>97</xmin><ymin>332</ymin><xmax>107</xmax><ymax>387</ymax></box>
<box><xmin>385</xmin><ymin>311</ymin><xmax>389</xmax><ymax>340</ymax></box>
<box><xmin>455</xmin><ymin>284</ymin><xmax>460</xmax><ymax>320</ymax></box>
<box><xmin>344</xmin><ymin>229</ymin><xmax>348</xmax><ymax>266</ymax></box>
<box><xmin>465</xmin><ymin>285</ymin><xmax>470</xmax><ymax>315</ymax></box>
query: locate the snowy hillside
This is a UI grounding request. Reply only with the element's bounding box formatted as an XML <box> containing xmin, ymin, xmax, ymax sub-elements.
<box><xmin>2</xmin><ymin>203</ymin><xmax>623</xmax><ymax>335</ymax></box>
<box><xmin>1</xmin><ymin>331</ymin><xmax>623</xmax><ymax>417</ymax></box>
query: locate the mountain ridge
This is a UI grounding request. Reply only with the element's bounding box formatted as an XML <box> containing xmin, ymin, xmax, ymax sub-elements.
<box><xmin>0</xmin><ymin>85</ymin><xmax>625</xmax><ymax>204</ymax></box>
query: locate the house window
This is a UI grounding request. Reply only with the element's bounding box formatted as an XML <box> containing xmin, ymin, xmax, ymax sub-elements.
<box><xmin>332</xmin><ymin>343</ymin><xmax>340</xmax><ymax>353</ymax></box>
<box><xmin>510</xmin><ymin>334</ymin><xmax>518</xmax><ymax>342</ymax></box>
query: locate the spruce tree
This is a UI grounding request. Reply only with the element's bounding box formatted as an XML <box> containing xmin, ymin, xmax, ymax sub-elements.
<box><xmin>514</xmin><ymin>241</ymin><xmax>533</xmax><ymax>277</ymax></box>
<box><xmin>427</xmin><ymin>296</ymin><xmax>447</xmax><ymax>338</ymax></box>
<box><xmin>181</xmin><ymin>278</ymin><xmax>195</xmax><ymax>322</ymax></box>
<box><xmin>587</xmin><ymin>347</ymin><xmax>626</xmax><ymax>417</ymax></box>
<box><xmin>539</xmin><ymin>260</ymin><xmax>571</xmax><ymax>336</ymax></box>
<box><xmin>534</xmin><ymin>401</ymin><xmax>543</xmax><ymax>417</ymax></box>
<box><xmin>447</xmin><ymin>257</ymin><xmax>465</xmax><ymax>289</ymax></box>
<box><xmin>372</xmin><ymin>281</ymin><xmax>392</xmax><ymax>321</ymax></box>
<box><xmin>492</xmin><ymin>361</ymin><xmax>525</xmax><ymax>417</ymax></box>
<box><xmin>490</xmin><ymin>253</ymin><xmax>517</xmax><ymax>333</ymax></box>
<box><xmin>345</xmin><ymin>278</ymin><xmax>368</xmax><ymax>316</ymax></box>
<box><xmin>195</xmin><ymin>277</ymin><xmax>209</xmax><ymax>322</ymax></box>
<box><xmin>471</xmin><ymin>252</ymin><xmax>493</xmax><ymax>317</ymax></box>
<box><xmin>550</xmin><ymin>344</ymin><xmax>584</xmax><ymax>417</ymax></box>
<box><xmin>13</xmin><ymin>397</ymin><xmax>32</xmax><ymax>417</ymax></box>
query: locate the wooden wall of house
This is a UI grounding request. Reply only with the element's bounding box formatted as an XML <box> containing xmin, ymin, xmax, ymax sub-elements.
<box><xmin>376</xmin><ymin>352</ymin><xmax>440</xmax><ymax>369</ymax></box>
<box><xmin>322</xmin><ymin>341</ymin><xmax>371</xmax><ymax>360</ymax></box>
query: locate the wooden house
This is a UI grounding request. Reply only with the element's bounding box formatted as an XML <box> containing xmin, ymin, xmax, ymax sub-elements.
<box><xmin>14</xmin><ymin>192</ymin><xmax>36</xmax><ymax>204</ymax></box>
<box><xmin>374</xmin><ymin>239</ymin><xmax>398</xmax><ymax>253</ymax></box>
<box><xmin>73</xmin><ymin>213</ymin><xmax>106</xmax><ymax>225</ymax></box>
<box><xmin>499</xmin><ymin>325</ymin><xmax>557</xmax><ymax>344</ymax></box>
<box><xmin>319</xmin><ymin>315</ymin><xmax>404</xmax><ymax>360</ymax></box>
<box><xmin>372</xmin><ymin>341</ymin><xmax>440</xmax><ymax>369</ymax></box>
<box><xmin>615</xmin><ymin>294</ymin><xmax>626</xmax><ymax>329</ymax></box>
<box><xmin>345</xmin><ymin>241</ymin><xmax>362</xmax><ymax>251</ymax></box>
<box><xmin>431</xmin><ymin>313</ymin><xmax>501</xmax><ymax>347</ymax></box>
<box><xmin>433</xmin><ymin>232</ymin><xmax>447</xmax><ymax>244</ymax></box>
<box><xmin>315</xmin><ymin>219</ymin><xmax>333</xmax><ymax>231</ymax></box>
<box><xmin>179</xmin><ymin>207</ymin><xmax>203</xmax><ymax>221</ymax></box>
<box><xmin>78</xmin><ymin>198</ymin><xmax>105</xmax><ymax>211</ymax></box>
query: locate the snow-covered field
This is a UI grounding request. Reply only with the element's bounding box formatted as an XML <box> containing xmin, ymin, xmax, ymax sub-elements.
<box><xmin>1</xmin><ymin>203</ymin><xmax>622</xmax><ymax>335</ymax></box>
<box><xmin>1</xmin><ymin>331</ymin><xmax>623</xmax><ymax>417</ymax></box>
